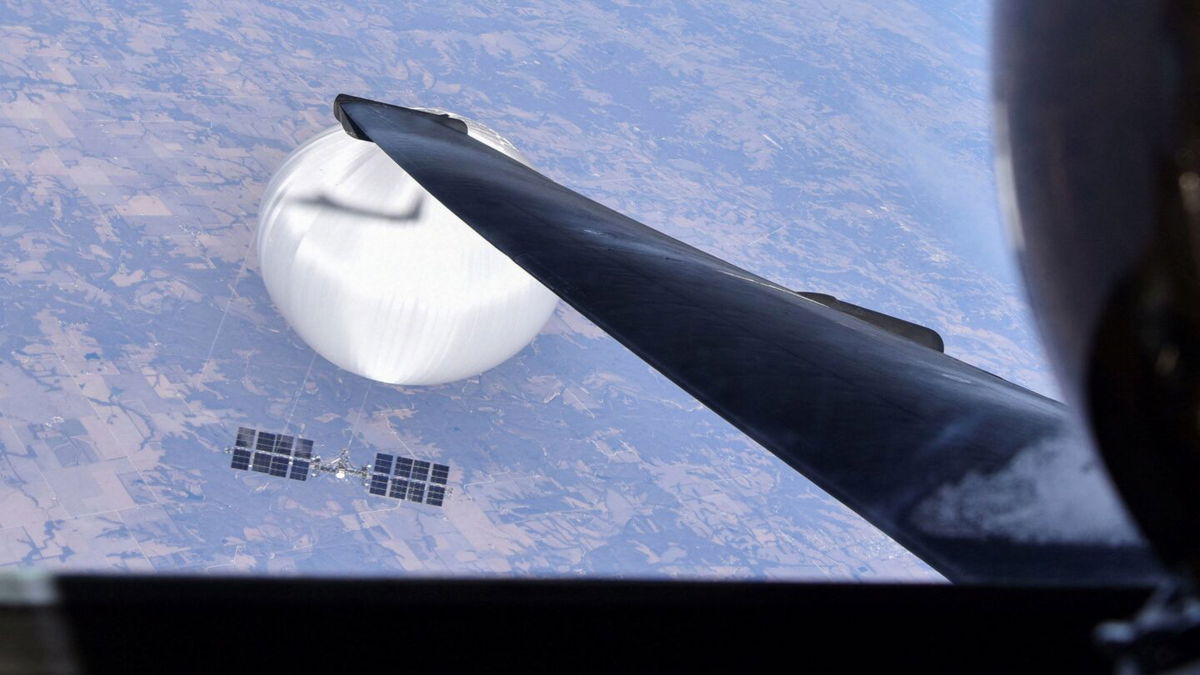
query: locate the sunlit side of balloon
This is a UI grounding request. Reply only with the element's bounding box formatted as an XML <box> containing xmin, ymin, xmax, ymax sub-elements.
<box><xmin>256</xmin><ymin>115</ymin><xmax>558</xmax><ymax>385</ymax></box>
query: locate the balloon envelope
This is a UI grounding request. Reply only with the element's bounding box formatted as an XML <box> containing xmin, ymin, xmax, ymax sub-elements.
<box><xmin>257</xmin><ymin>119</ymin><xmax>559</xmax><ymax>385</ymax></box>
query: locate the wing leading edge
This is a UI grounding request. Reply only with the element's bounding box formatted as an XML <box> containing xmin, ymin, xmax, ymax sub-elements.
<box><xmin>332</xmin><ymin>94</ymin><xmax>1161</xmax><ymax>585</ymax></box>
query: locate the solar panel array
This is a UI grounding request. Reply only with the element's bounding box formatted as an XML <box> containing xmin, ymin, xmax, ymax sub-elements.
<box><xmin>230</xmin><ymin>427</ymin><xmax>312</xmax><ymax>481</ymax></box>
<box><xmin>369</xmin><ymin>453</ymin><xmax>449</xmax><ymax>506</ymax></box>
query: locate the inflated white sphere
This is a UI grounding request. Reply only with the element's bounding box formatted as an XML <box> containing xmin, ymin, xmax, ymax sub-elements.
<box><xmin>257</xmin><ymin>116</ymin><xmax>558</xmax><ymax>385</ymax></box>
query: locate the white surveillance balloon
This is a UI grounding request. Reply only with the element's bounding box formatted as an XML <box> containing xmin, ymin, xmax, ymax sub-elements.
<box><xmin>257</xmin><ymin>115</ymin><xmax>559</xmax><ymax>385</ymax></box>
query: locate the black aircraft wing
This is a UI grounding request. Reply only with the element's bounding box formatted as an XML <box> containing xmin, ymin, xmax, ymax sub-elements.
<box><xmin>332</xmin><ymin>94</ymin><xmax>1163</xmax><ymax>585</ymax></box>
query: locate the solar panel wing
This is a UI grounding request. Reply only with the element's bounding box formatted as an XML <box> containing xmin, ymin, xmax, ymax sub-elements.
<box><xmin>269</xmin><ymin>456</ymin><xmax>289</xmax><ymax>477</ymax></box>
<box><xmin>289</xmin><ymin>461</ymin><xmax>309</xmax><ymax>481</ymax></box>
<box><xmin>295</xmin><ymin>438</ymin><xmax>313</xmax><ymax>459</ymax></box>
<box><xmin>407</xmin><ymin>482</ymin><xmax>426</xmax><ymax>503</ymax></box>
<box><xmin>411</xmin><ymin>460</ymin><xmax>431</xmax><ymax>481</ymax></box>
<box><xmin>276</xmin><ymin>435</ymin><xmax>295</xmax><ymax>456</ymax></box>
<box><xmin>256</xmin><ymin>432</ymin><xmax>277</xmax><ymax>453</ymax></box>
<box><xmin>231</xmin><ymin>448</ymin><xmax>252</xmax><ymax>471</ymax></box>
<box><xmin>369</xmin><ymin>476</ymin><xmax>389</xmax><ymax>496</ymax></box>
<box><xmin>235</xmin><ymin>427</ymin><xmax>256</xmax><ymax>449</ymax></box>
<box><xmin>389</xmin><ymin>479</ymin><xmax>408</xmax><ymax>499</ymax></box>
<box><xmin>251</xmin><ymin>452</ymin><xmax>272</xmax><ymax>473</ymax></box>
<box><xmin>373</xmin><ymin>453</ymin><xmax>394</xmax><ymax>475</ymax></box>
<box><xmin>426</xmin><ymin>485</ymin><xmax>446</xmax><ymax>507</ymax></box>
<box><xmin>430</xmin><ymin>464</ymin><xmax>449</xmax><ymax>485</ymax></box>
<box><xmin>394</xmin><ymin>457</ymin><xmax>413</xmax><ymax>478</ymax></box>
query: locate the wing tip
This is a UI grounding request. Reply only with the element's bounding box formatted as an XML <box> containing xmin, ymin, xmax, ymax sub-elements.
<box><xmin>333</xmin><ymin>93</ymin><xmax>374</xmax><ymax>142</ymax></box>
<box><xmin>333</xmin><ymin>94</ymin><xmax>470</xmax><ymax>142</ymax></box>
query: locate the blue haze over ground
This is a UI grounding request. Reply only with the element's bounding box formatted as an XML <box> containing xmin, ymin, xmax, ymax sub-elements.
<box><xmin>0</xmin><ymin>0</ymin><xmax>1053</xmax><ymax>578</ymax></box>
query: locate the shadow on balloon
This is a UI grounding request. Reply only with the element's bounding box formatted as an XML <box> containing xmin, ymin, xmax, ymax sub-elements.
<box><xmin>294</xmin><ymin>192</ymin><xmax>426</xmax><ymax>225</ymax></box>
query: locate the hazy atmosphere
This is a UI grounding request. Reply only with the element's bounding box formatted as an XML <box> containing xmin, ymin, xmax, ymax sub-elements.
<box><xmin>0</xmin><ymin>0</ymin><xmax>1051</xmax><ymax>578</ymax></box>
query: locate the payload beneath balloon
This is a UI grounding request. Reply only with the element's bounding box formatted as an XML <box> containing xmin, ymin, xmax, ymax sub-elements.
<box><xmin>256</xmin><ymin>112</ymin><xmax>558</xmax><ymax>385</ymax></box>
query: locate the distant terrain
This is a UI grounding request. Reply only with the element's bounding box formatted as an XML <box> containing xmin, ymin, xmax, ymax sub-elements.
<box><xmin>0</xmin><ymin>0</ymin><xmax>1046</xmax><ymax>579</ymax></box>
